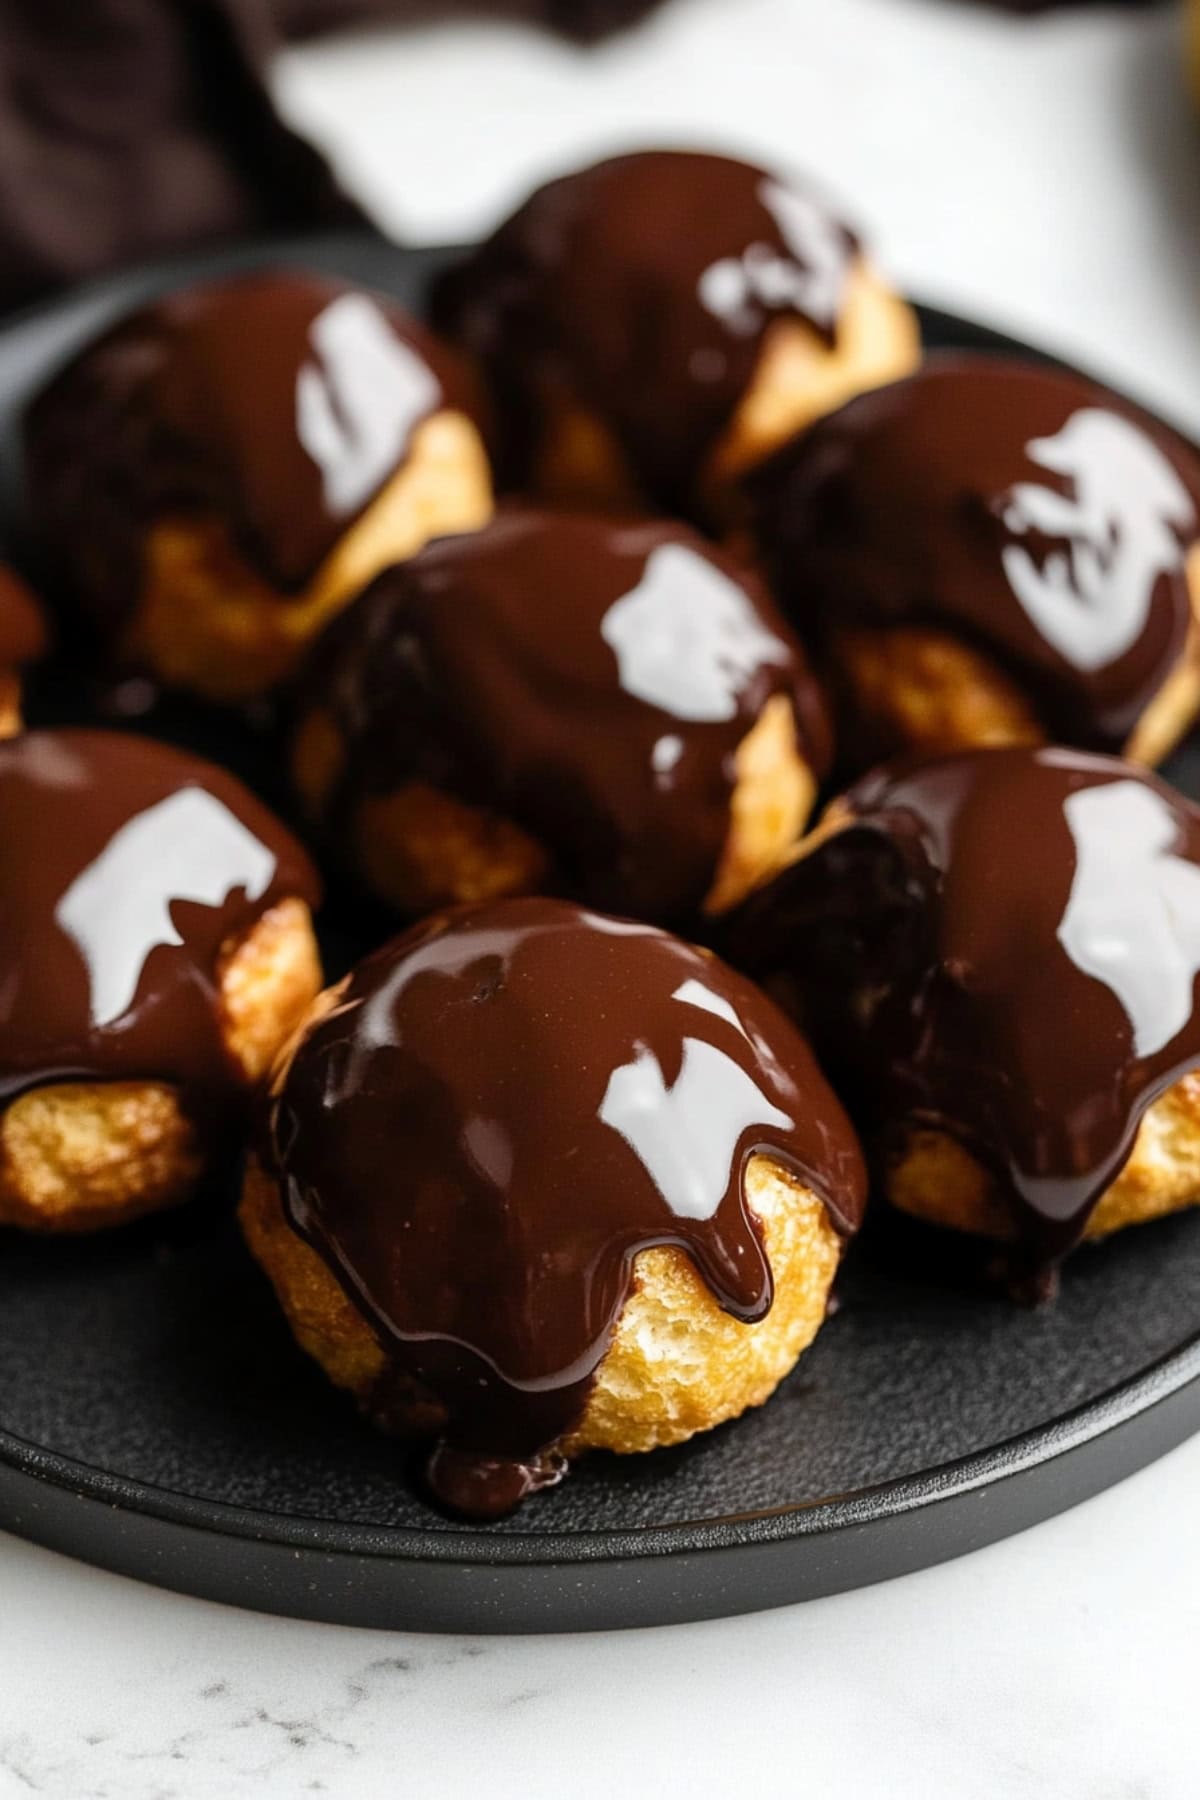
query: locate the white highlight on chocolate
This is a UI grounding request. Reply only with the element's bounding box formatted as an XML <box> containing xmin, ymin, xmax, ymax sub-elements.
<box><xmin>296</xmin><ymin>293</ymin><xmax>438</xmax><ymax>516</ymax></box>
<box><xmin>1057</xmin><ymin>777</ymin><xmax>1200</xmax><ymax>1058</ymax></box>
<box><xmin>599</xmin><ymin>1036</ymin><xmax>792</xmax><ymax>1221</ymax></box>
<box><xmin>651</xmin><ymin>734</ymin><xmax>684</xmax><ymax>778</ymax></box>
<box><xmin>673</xmin><ymin>978</ymin><xmax>748</xmax><ymax>1039</ymax></box>
<box><xmin>697</xmin><ymin>179</ymin><xmax>848</xmax><ymax>337</ymax></box>
<box><xmin>601</xmin><ymin>542</ymin><xmax>791</xmax><ymax>722</ymax></box>
<box><xmin>55</xmin><ymin>787</ymin><xmax>276</xmax><ymax>1028</ymax></box>
<box><xmin>1000</xmin><ymin>408</ymin><xmax>1194</xmax><ymax>672</ymax></box>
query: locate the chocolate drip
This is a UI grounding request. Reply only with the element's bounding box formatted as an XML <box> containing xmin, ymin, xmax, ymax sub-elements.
<box><xmin>270</xmin><ymin>897</ymin><xmax>865</xmax><ymax>1515</ymax></box>
<box><xmin>731</xmin><ymin>746</ymin><xmax>1200</xmax><ymax>1269</ymax></box>
<box><xmin>310</xmin><ymin>509</ymin><xmax>829</xmax><ymax>924</ymax></box>
<box><xmin>435</xmin><ymin>150</ymin><xmax>858</xmax><ymax>507</ymax></box>
<box><xmin>750</xmin><ymin>355</ymin><xmax>1200</xmax><ymax>752</ymax></box>
<box><xmin>0</xmin><ymin>566</ymin><xmax>46</xmax><ymax>669</ymax></box>
<box><xmin>0</xmin><ymin>729</ymin><xmax>319</xmax><ymax>1112</ymax></box>
<box><xmin>24</xmin><ymin>270</ymin><xmax>475</xmax><ymax>621</ymax></box>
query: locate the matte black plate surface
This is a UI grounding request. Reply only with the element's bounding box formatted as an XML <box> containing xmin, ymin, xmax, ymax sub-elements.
<box><xmin>2</xmin><ymin>233</ymin><xmax>1200</xmax><ymax>1634</ymax></box>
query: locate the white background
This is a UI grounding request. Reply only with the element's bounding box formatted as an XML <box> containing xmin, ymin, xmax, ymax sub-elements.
<box><xmin>4</xmin><ymin>3</ymin><xmax>1200</xmax><ymax>1794</ymax></box>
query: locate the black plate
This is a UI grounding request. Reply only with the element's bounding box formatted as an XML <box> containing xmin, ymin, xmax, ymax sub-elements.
<box><xmin>2</xmin><ymin>233</ymin><xmax>1200</xmax><ymax>1636</ymax></box>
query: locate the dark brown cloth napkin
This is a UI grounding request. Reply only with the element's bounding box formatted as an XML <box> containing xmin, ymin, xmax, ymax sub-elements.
<box><xmin>0</xmin><ymin>0</ymin><xmax>666</xmax><ymax>315</ymax></box>
<box><xmin>273</xmin><ymin>0</ymin><xmax>665</xmax><ymax>41</ymax></box>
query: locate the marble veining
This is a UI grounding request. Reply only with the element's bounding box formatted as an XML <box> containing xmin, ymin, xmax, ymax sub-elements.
<box><xmin>0</xmin><ymin>1421</ymin><xmax>1199</xmax><ymax>1799</ymax></box>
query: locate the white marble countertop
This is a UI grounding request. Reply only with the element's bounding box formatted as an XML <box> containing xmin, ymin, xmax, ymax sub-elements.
<box><xmin>3</xmin><ymin>2</ymin><xmax>1200</xmax><ymax>1794</ymax></box>
<box><xmin>2</xmin><ymin>1433</ymin><xmax>1199</xmax><ymax>1798</ymax></box>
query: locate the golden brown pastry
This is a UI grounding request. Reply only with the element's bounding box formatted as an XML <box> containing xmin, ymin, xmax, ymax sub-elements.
<box><xmin>293</xmin><ymin>508</ymin><xmax>832</xmax><ymax>927</ymax></box>
<box><xmin>242</xmin><ymin>896</ymin><xmax>866</xmax><ymax>1516</ymax></box>
<box><xmin>729</xmin><ymin>745</ymin><xmax>1200</xmax><ymax>1293</ymax></box>
<box><xmin>0</xmin><ymin>729</ymin><xmax>321</xmax><ymax>1232</ymax></box>
<box><xmin>23</xmin><ymin>271</ymin><xmax>492</xmax><ymax>702</ymax></box>
<box><xmin>0</xmin><ymin>564</ymin><xmax>48</xmax><ymax>736</ymax></box>
<box><xmin>435</xmin><ymin>149</ymin><xmax>918</xmax><ymax>519</ymax></box>
<box><xmin>749</xmin><ymin>353</ymin><xmax>1200</xmax><ymax>772</ymax></box>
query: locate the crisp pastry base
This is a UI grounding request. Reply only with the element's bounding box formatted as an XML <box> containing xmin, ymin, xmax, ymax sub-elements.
<box><xmin>531</xmin><ymin>393</ymin><xmax>645</xmax><ymax>515</ymax></box>
<box><xmin>525</xmin><ymin>260</ymin><xmax>920</xmax><ymax>517</ymax></box>
<box><xmin>888</xmin><ymin>1070</ymin><xmax>1200</xmax><ymax>1247</ymax></box>
<box><xmin>703</xmin><ymin>261</ymin><xmax>921</xmax><ymax>501</ymax></box>
<box><xmin>702</xmin><ymin>693</ymin><xmax>816</xmax><ymax>915</ymax></box>
<box><xmin>0</xmin><ymin>897</ymin><xmax>322</xmax><ymax>1233</ymax></box>
<box><xmin>294</xmin><ymin>690</ymin><xmax>817</xmax><ymax>921</ymax></box>
<box><xmin>1125</xmin><ymin>552</ymin><xmax>1200</xmax><ymax>762</ymax></box>
<box><xmin>0</xmin><ymin>672</ymin><xmax>21</xmax><ymax>739</ymax></box>
<box><xmin>239</xmin><ymin>1148</ymin><xmax>841</xmax><ymax>1462</ymax></box>
<box><xmin>122</xmin><ymin>411</ymin><xmax>492</xmax><ymax>702</ymax></box>
<box><xmin>830</xmin><ymin>625</ymin><xmax>1042</xmax><ymax>766</ymax></box>
<box><xmin>828</xmin><ymin>546</ymin><xmax>1200</xmax><ymax>769</ymax></box>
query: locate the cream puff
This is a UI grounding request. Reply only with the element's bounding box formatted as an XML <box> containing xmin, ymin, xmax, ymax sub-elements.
<box><xmin>0</xmin><ymin>729</ymin><xmax>321</xmax><ymax>1231</ymax></box>
<box><xmin>293</xmin><ymin>509</ymin><xmax>831</xmax><ymax>926</ymax></box>
<box><xmin>435</xmin><ymin>149</ymin><xmax>919</xmax><ymax>518</ymax></box>
<box><xmin>23</xmin><ymin>270</ymin><xmax>492</xmax><ymax>702</ymax></box>
<box><xmin>730</xmin><ymin>745</ymin><xmax>1200</xmax><ymax>1289</ymax></box>
<box><xmin>241</xmin><ymin>896</ymin><xmax>865</xmax><ymax>1517</ymax></box>
<box><xmin>749</xmin><ymin>354</ymin><xmax>1200</xmax><ymax>770</ymax></box>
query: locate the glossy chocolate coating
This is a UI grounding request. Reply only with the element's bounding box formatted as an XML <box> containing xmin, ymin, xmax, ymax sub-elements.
<box><xmin>731</xmin><ymin>746</ymin><xmax>1200</xmax><ymax>1269</ymax></box>
<box><xmin>750</xmin><ymin>355</ymin><xmax>1200</xmax><ymax>752</ymax></box>
<box><xmin>308</xmin><ymin>508</ymin><xmax>829</xmax><ymax>924</ymax></box>
<box><xmin>435</xmin><ymin>149</ymin><xmax>858</xmax><ymax>507</ymax></box>
<box><xmin>24</xmin><ymin>270</ymin><xmax>476</xmax><ymax>620</ymax></box>
<box><xmin>0</xmin><ymin>729</ymin><xmax>319</xmax><ymax>1112</ymax></box>
<box><xmin>270</xmin><ymin>896</ymin><xmax>865</xmax><ymax>1515</ymax></box>
<box><xmin>0</xmin><ymin>566</ymin><xmax>46</xmax><ymax>669</ymax></box>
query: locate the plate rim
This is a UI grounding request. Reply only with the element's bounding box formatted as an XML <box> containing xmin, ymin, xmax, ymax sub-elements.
<box><xmin>3</xmin><ymin>1323</ymin><xmax>1199</xmax><ymax>1567</ymax></box>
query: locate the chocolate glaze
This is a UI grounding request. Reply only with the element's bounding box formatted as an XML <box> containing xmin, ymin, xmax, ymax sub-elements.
<box><xmin>435</xmin><ymin>149</ymin><xmax>858</xmax><ymax>508</ymax></box>
<box><xmin>730</xmin><ymin>746</ymin><xmax>1200</xmax><ymax>1272</ymax></box>
<box><xmin>0</xmin><ymin>565</ymin><xmax>46</xmax><ymax>669</ymax></box>
<box><xmin>0</xmin><ymin>729</ymin><xmax>319</xmax><ymax>1114</ymax></box>
<box><xmin>749</xmin><ymin>355</ymin><xmax>1200</xmax><ymax>753</ymax></box>
<box><xmin>308</xmin><ymin>509</ymin><xmax>830</xmax><ymax>924</ymax></box>
<box><xmin>24</xmin><ymin>270</ymin><xmax>477</xmax><ymax>624</ymax></box>
<box><xmin>269</xmin><ymin>896</ymin><xmax>865</xmax><ymax>1516</ymax></box>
